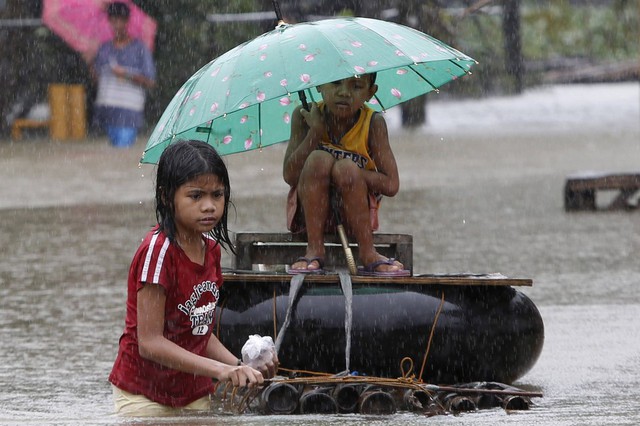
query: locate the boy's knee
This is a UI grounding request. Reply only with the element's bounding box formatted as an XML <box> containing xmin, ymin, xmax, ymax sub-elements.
<box><xmin>307</xmin><ymin>149</ymin><xmax>333</xmax><ymax>163</ymax></box>
<box><xmin>304</xmin><ymin>150</ymin><xmax>334</xmax><ymax>171</ymax></box>
<box><xmin>332</xmin><ymin>160</ymin><xmax>361</xmax><ymax>184</ymax></box>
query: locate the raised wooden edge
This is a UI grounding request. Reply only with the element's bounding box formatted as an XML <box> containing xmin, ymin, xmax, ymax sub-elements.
<box><xmin>222</xmin><ymin>272</ymin><xmax>532</xmax><ymax>287</ymax></box>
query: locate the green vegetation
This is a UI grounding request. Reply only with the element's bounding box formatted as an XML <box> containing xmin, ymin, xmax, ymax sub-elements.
<box><xmin>452</xmin><ymin>0</ymin><xmax>638</xmax><ymax>95</ymax></box>
<box><xmin>0</xmin><ymin>1</ymin><xmax>637</xmax><ymax>134</ymax></box>
<box><xmin>520</xmin><ymin>0</ymin><xmax>638</xmax><ymax>62</ymax></box>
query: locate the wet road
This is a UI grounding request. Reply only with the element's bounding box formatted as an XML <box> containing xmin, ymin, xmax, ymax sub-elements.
<box><xmin>0</xmin><ymin>83</ymin><xmax>639</xmax><ymax>425</ymax></box>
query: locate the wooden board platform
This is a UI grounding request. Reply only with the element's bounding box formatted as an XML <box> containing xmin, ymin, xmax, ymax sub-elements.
<box><xmin>222</xmin><ymin>272</ymin><xmax>532</xmax><ymax>287</ymax></box>
<box><xmin>565</xmin><ymin>172</ymin><xmax>640</xmax><ymax>211</ymax></box>
<box><xmin>228</xmin><ymin>232</ymin><xmax>532</xmax><ymax>286</ymax></box>
<box><xmin>232</xmin><ymin>232</ymin><xmax>413</xmax><ymax>272</ymax></box>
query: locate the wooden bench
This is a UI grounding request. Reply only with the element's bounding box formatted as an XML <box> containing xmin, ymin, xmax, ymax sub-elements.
<box><xmin>11</xmin><ymin>118</ymin><xmax>50</xmax><ymax>140</ymax></box>
<box><xmin>231</xmin><ymin>232</ymin><xmax>413</xmax><ymax>273</ymax></box>
<box><xmin>564</xmin><ymin>172</ymin><xmax>640</xmax><ymax>211</ymax></box>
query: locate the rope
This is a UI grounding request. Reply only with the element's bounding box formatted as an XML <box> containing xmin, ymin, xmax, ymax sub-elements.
<box><xmin>400</xmin><ymin>356</ymin><xmax>416</xmax><ymax>380</ymax></box>
<box><xmin>278</xmin><ymin>366</ymin><xmax>333</xmax><ymax>377</ymax></box>
<box><xmin>418</xmin><ymin>290</ymin><xmax>445</xmax><ymax>382</ymax></box>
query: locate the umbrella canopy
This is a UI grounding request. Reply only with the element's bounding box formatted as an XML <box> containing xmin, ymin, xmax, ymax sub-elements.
<box><xmin>42</xmin><ymin>0</ymin><xmax>157</xmax><ymax>62</ymax></box>
<box><xmin>141</xmin><ymin>17</ymin><xmax>476</xmax><ymax>164</ymax></box>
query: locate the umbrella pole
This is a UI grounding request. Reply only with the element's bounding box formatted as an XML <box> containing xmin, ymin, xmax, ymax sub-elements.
<box><xmin>336</xmin><ymin>220</ymin><xmax>358</xmax><ymax>275</ymax></box>
<box><xmin>331</xmin><ymin>193</ymin><xmax>358</xmax><ymax>276</ymax></box>
<box><xmin>298</xmin><ymin>90</ymin><xmax>309</xmax><ymax>111</ymax></box>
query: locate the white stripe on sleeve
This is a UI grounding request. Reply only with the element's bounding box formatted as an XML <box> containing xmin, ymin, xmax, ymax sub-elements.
<box><xmin>152</xmin><ymin>238</ymin><xmax>170</xmax><ymax>283</ymax></box>
<box><xmin>141</xmin><ymin>232</ymin><xmax>159</xmax><ymax>282</ymax></box>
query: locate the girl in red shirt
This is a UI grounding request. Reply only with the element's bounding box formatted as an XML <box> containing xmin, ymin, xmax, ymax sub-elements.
<box><xmin>109</xmin><ymin>139</ymin><xmax>277</xmax><ymax>416</ymax></box>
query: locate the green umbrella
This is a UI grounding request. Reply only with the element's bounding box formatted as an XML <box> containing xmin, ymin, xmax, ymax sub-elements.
<box><xmin>141</xmin><ymin>17</ymin><xmax>476</xmax><ymax>164</ymax></box>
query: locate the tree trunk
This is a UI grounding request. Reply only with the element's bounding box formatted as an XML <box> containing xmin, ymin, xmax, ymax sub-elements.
<box><xmin>398</xmin><ymin>0</ymin><xmax>427</xmax><ymax>128</ymax></box>
<box><xmin>502</xmin><ymin>0</ymin><xmax>524</xmax><ymax>93</ymax></box>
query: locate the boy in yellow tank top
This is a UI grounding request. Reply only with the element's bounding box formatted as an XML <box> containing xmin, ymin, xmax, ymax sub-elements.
<box><xmin>283</xmin><ymin>73</ymin><xmax>410</xmax><ymax>276</ymax></box>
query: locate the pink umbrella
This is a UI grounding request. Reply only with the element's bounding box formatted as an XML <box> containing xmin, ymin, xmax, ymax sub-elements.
<box><xmin>42</xmin><ymin>0</ymin><xmax>157</xmax><ymax>62</ymax></box>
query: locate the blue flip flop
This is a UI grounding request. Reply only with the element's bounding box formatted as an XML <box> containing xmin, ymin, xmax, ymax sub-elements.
<box><xmin>357</xmin><ymin>258</ymin><xmax>411</xmax><ymax>277</ymax></box>
<box><xmin>287</xmin><ymin>256</ymin><xmax>325</xmax><ymax>275</ymax></box>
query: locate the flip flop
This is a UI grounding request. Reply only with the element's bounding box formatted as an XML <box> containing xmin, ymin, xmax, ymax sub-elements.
<box><xmin>357</xmin><ymin>258</ymin><xmax>411</xmax><ymax>277</ymax></box>
<box><xmin>287</xmin><ymin>256</ymin><xmax>325</xmax><ymax>275</ymax></box>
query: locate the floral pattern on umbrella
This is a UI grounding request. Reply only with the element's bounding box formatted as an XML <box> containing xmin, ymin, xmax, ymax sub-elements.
<box><xmin>142</xmin><ymin>17</ymin><xmax>476</xmax><ymax>164</ymax></box>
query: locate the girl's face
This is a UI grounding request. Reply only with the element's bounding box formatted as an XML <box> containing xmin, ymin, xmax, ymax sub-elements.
<box><xmin>173</xmin><ymin>173</ymin><xmax>226</xmax><ymax>240</ymax></box>
<box><xmin>317</xmin><ymin>76</ymin><xmax>377</xmax><ymax>118</ymax></box>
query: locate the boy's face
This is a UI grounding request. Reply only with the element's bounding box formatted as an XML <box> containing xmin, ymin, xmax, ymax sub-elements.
<box><xmin>317</xmin><ymin>75</ymin><xmax>378</xmax><ymax>118</ymax></box>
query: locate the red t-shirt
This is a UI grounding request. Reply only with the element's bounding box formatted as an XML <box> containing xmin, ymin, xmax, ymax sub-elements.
<box><xmin>109</xmin><ymin>226</ymin><xmax>223</xmax><ymax>407</ymax></box>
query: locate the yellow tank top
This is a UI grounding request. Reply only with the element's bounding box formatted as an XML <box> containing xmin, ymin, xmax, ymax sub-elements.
<box><xmin>318</xmin><ymin>102</ymin><xmax>377</xmax><ymax>171</ymax></box>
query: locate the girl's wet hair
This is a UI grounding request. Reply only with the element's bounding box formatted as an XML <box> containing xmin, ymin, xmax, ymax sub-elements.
<box><xmin>155</xmin><ymin>139</ymin><xmax>235</xmax><ymax>253</ymax></box>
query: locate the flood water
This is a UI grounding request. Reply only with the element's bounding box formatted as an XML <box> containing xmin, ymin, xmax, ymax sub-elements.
<box><xmin>1</xmin><ymin>83</ymin><xmax>639</xmax><ymax>425</ymax></box>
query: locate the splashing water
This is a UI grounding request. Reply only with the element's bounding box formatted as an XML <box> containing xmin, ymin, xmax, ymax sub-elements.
<box><xmin>275</xmin><ymin>274</ymin><xmax>305</xmax><ymax>353</ymax></box>
<box><xmin>338</xmin><ymin>271</ymin><xmax>353</xmax><ymax>373</ymax></box>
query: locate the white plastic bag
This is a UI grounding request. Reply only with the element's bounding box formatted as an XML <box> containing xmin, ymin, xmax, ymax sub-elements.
<box><xmin>241</xmin><ymin>335</ymin><xmax>277</xmax><ymax>369</ymax></box>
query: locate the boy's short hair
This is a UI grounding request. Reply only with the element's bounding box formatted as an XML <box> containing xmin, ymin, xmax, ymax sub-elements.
<box><xmin>107</xmin><ymin>2</ymin><xmax>130</xmax><ymax>19</ymax></box>
<box><xmin>368</xmin><ymin>72</ymin><xmax>377</xmax><ymax>85</ymax></box>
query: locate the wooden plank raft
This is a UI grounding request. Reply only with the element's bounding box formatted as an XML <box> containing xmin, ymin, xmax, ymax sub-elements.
<box><xmin>565</xmin><ymin>172</ymin><xmax>640</xmax><ymax>211</ymax></box>
<box><xmin>222</xmin><ymin>272</ymin><xmax>532</xmax><ymax>287</ymax></box>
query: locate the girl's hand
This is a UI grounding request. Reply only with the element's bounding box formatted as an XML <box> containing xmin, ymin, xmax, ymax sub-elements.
<box><xmin>252</xmin><ymin>354</ymin><xmax>279</xmax><ymax>379</ymax></box>
<box><xmin>222</xmin><ymin>364</ymin><xmax>264</xmax><ymax>388</ymax></box>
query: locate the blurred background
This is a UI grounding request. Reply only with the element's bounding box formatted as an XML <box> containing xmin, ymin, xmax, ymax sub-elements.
<box><xmin>0</xmin><ymin>0</ymin><xmax>638</xmax><ymax>139</ymax></box>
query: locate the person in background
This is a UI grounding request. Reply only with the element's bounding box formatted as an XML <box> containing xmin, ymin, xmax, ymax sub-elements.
<box><xmin>91</xmin><ymin>1</ymin><xmax>155</xmax><ymax>148</ymax></box>
<box><xmin>109</xmin><ymin>140</ymin><xmax>278</xmax><ymax>416</ymax></box>
<box><xmin>283</xmin><ymin>73</ymin><xmax>410</xmax><ymax>276</ymax></box>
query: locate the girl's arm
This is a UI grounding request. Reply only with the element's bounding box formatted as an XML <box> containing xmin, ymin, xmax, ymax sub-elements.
<box><xmin>282</xmin><ymin>104</ymin><xmax>324</xmax><ymax>186</ymax></box>
<box><xmin>137</xmin><ymin>283</ymin><xmax>263</xmax><ymax>387</ymax></box>
<box><xmin>364</xmin><ymin>114</ymin><xmax>400</xmax><ymax>197</ymax></box>
<box><xmin>205</xmin><ymin>333</ymin><xmax>239</xmax><ymax>365</ymax></box>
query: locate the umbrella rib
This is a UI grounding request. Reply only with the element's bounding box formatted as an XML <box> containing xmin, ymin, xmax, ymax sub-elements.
<box><xmin>371</xmin><ymin>93</ymin><xmax>386</xmax><ymax>112</ymax></box>
<box><xmin>409</xmin><ymin>64</ymin><xmax>439</xmax><ymax>93</ymax></box>
<box><xmin>410</xmin><ymin>58</ymin><xmax>472</xmax><ymax>96</ymax></box>
<box><xmin>204</xmin><ymin>120</ymin><xmax>213</xmax><ymax>145</ymax></box>
<box><xmin>257</xmin><ymin>99</ymin><xmax>262</xmax><ymax>150</ymax></box>
<box><xmin>449</xmin><ymin>59</ymin><xmax>473</xmax><ymax>75</ymax></box>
